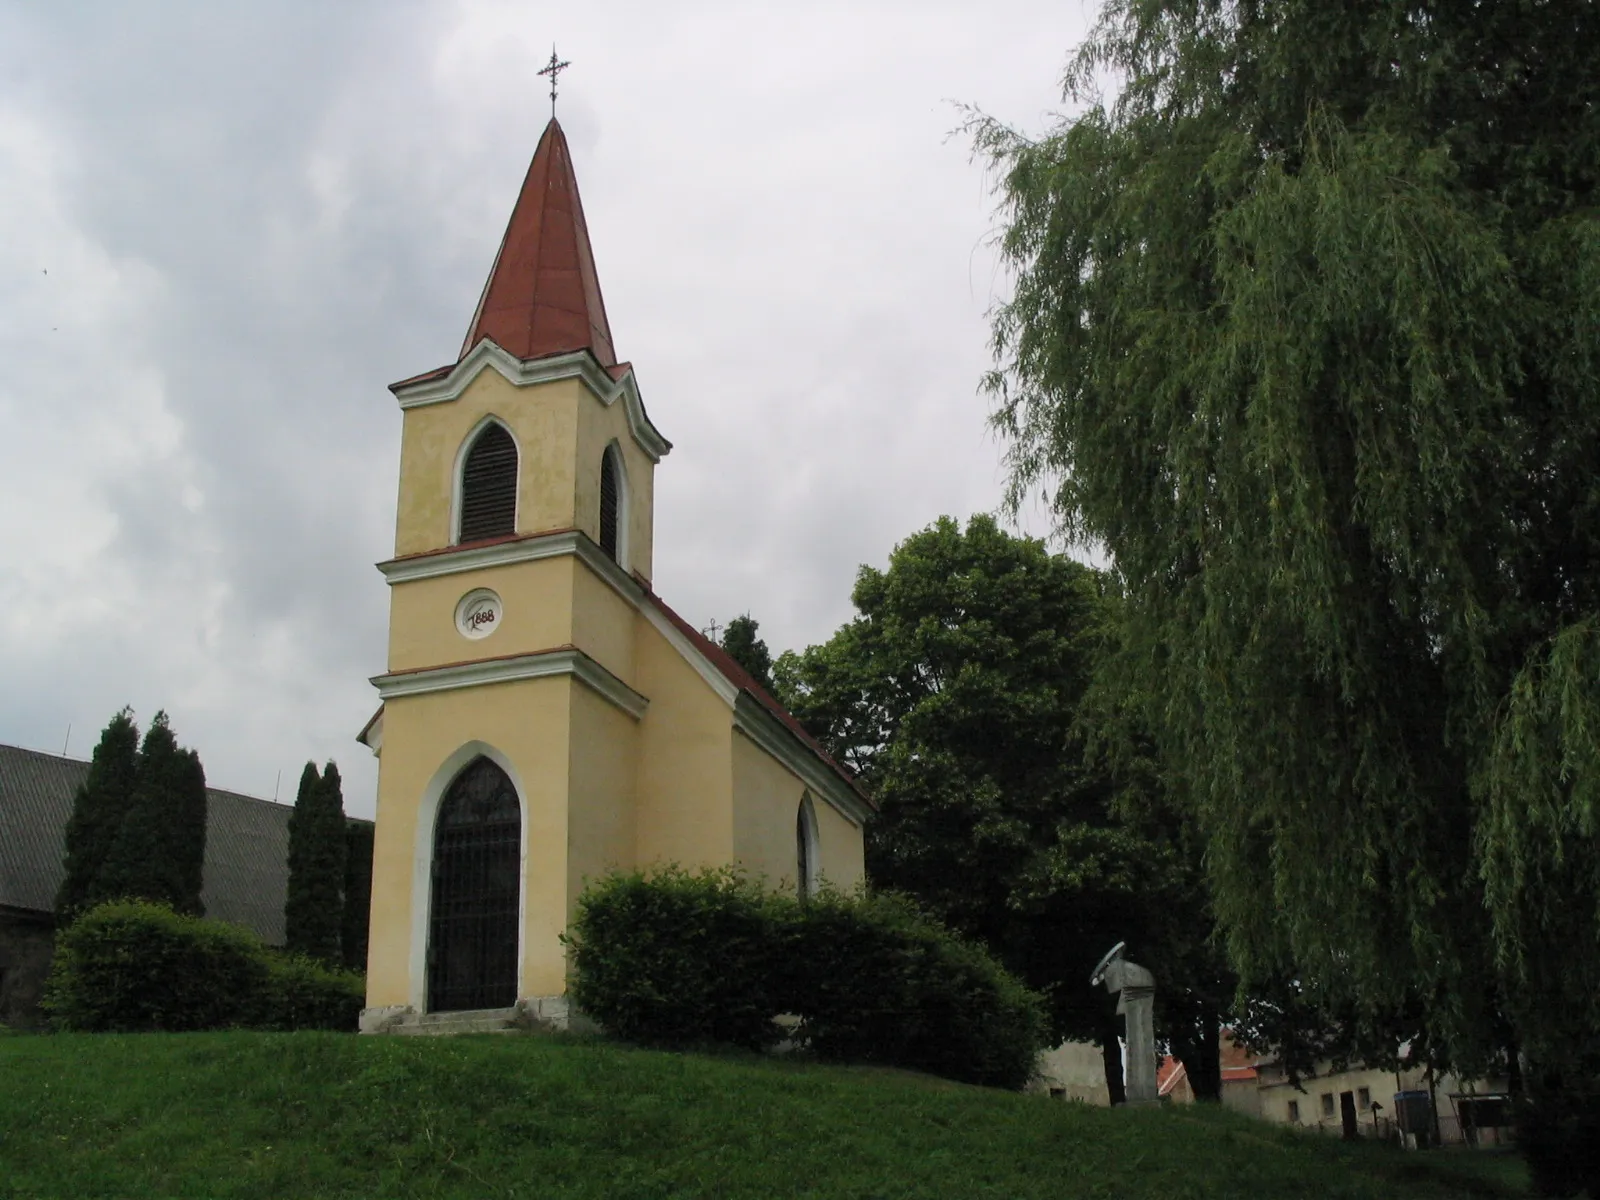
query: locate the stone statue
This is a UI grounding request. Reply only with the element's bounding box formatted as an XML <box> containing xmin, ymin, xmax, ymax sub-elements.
<box><xmin>1091</xmin><ymin>941</ymin><xmax>1158</xmax><ymax>1105</ymax></box>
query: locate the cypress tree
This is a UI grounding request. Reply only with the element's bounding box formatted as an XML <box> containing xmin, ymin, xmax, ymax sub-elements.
<box><xmin>285</xmin><ymin>761</ymin><xmax>347</xmax><ymax>963</ymax></box>
<box><xmin>55</xmin><ymin>708</ymin><xmax>140</xmax><ymax>919</ymax></box>
<box><xmin>94</xmin><ymin>712</ymin><xmax>207</xmax><ymax>914</ymax></box>
<box><xmin>172</xmin><ymin>745</ymin><xmax>208</xmax><ymax>915</ymax></box>
<box><xmin>341</xmin><ymin>818</ymin><xmax>374</xmax><ymax>972</ymax></box>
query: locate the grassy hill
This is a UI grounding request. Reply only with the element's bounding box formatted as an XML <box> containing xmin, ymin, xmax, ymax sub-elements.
<box><xmin>0</xmin><ymin>1030</ymin><xmax>1528</xmax><ymax>1199</ymax></box>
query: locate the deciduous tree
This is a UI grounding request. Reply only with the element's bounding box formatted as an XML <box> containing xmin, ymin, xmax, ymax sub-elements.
<box><xmin>720</xmin><ymin>615</ymin><xmax>775</xmax><ymax>693</ymax></box>
<box><xmin>974</xmin><ymin>0</ymin><xmax>1600</xmax><ymax>1179</ymax></box>
<box><xmin>776</xmin><ymin>515</ymin><xmax>1227</xmax><ymax>1097</ymax></box>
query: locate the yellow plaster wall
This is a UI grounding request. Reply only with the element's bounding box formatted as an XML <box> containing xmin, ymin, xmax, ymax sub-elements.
<box><xmin>393</xmin><ymin>370</ymin><xmax>582</xmax><ymax>557</ymax></box>
<box><xmin>386</xmin><ymin>556</ymin><xmax>576</xmax><ymax>673</ymax></box>
<box><xmin>565</xmin><ymin>684</ymin><xmax>638</xmax><ymax>919</ymax></box>
<box><xmin>573</xmin><ymin>381</ymin><xmax>656</xmax><ymax>581</ymax></box>
<box><xmin>569</xmin><ymin>563</ymin><xmax>636</xmax><ymax>686</ymax></box>
<box><xmin>730</xmin><ymin>731</ymin><xmax>866</xmax><ymax>893</ymax></box>
<box><xmin>812</xmin><ymin>797</ymin><xmax>866</xmax><ymax>892</ymax></box>
<box><xmin>633</xmin><ymin>616</ymin><xmax>734</xmax><ymax>868</ymax></box>
<box><xmin>364</xmin><ymin>676</ymin><xmax>575</xmax><ymax>1008</ymax></box>
<box><xmin>730</xmin><ymin>731</ymin><xmax>806</xmax><ymax>891</ymax></box>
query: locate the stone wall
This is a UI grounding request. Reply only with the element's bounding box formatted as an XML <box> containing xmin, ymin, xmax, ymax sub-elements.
<box><xmin>0</xmin><ymin>907</ymin><xmax>56</xmax><ymax>1028</ymax></box>
<box><xmin>1031</xmin><ymin>1040</ymin><xmax>1112</xmax><ymax>1105</ymax></box>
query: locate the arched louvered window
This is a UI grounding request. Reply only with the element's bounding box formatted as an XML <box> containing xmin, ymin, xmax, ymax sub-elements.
<box><xmin>797</xmin><ymin>794</ymin><xmax>820</xmax><ymax>900</ymax></box>
<box><xmin>599</xmin><ymin>445</ymin><xmax>622</xmax><ymax>562</ymax></box>
<box><xmin>457</xmin><ymin>422</ymin><xmax>518</xmax><ymax>543</ymax></box>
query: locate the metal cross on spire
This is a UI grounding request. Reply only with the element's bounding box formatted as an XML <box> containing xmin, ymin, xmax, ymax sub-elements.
<box><xmin>538</xmin><ymin>45</ymin><xmax>570</xmax><ymax>117</ymax></box>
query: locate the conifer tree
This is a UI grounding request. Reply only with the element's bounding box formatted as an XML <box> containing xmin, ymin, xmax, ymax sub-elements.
<box><xmin>94</xmin><ymin>712</ymin><xmax>208</xmax><ymax>914</ymax></box>
<box><xmin>285</xmin><ymin>761</ymin><xmax>347</xmax><ymax>963</ymax></box>
<box><xmin>341</xmin><ymin>819</ymin><xmax>374</xmax><ymax>972</ymax></box>
<box><xmin>55</xmin><ymin>708</ymin><xmax>140</xmax><ymax>918</ymax></box>
<box><xmin>720</xmin><ymin>615</ymin><xmax>775</xmax><ymax>693</ymax></box>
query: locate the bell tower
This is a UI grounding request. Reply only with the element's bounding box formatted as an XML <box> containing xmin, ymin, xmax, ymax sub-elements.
<box><xmin>360</xmin><ymin>118</ymin><xmax>672</xmax><ymax>1025</ymax></box>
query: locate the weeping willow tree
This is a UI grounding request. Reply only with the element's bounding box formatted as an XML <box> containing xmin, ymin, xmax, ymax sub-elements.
<box><xmin>975</xmin><ymin>0</ymin><xmax>1600</xmax><ymax>1173</ymax></box>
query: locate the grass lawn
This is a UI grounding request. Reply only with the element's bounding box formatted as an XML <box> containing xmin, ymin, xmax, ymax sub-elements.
<box><xmin>0</xmin><ymin>1030</ymin><xmax>1530</xmax><ymax>1199</ymax></box>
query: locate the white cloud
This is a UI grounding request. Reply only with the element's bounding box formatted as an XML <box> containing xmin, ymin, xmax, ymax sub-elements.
<box><xmin>0</xmin><ymin>0</ymin><xmax>1093</xmax><ymax>816</ymax></box>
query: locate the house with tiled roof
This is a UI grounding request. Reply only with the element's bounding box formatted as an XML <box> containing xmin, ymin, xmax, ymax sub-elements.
<box><xmin>0</xmin><ymin>742</ymin><xmax>346</xmax><ymax>1026</ymax></box>
<box><xmin>357</xmin><ymin>116</ymin><xmax>871</xmax><ymax>1033</ymax></box>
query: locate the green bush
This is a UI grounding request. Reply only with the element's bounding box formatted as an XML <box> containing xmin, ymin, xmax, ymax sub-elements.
<box><xmin>785</xmin><ymin>890</ymin><xmax>1048</xmax><ymax>1090</ymax></box>
<box><xmin>43</xmin><ymin>901</ymin><xmax>363</xmax><ymax>1033</ymax></box>
<box><xmin>565</xmin><ymin>867</ymin><xmax>788</xmax><ymax>1051</ymax></box>
<box><xmin>566</xmin><ymin>869</ymin><xmax>1048</xmax><ymax>1088</ymax></box>
<box><xmin>44</xmin><ymin>901</ymin><xmax>268</xmax><ymax>1032</ymax></box>
<box><xmin>261</xmin><ymin>954</ymin><xmax>365</xmax><ymax>1032</ymax></box>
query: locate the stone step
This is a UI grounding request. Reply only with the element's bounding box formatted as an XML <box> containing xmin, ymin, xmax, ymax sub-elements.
<box><xmin>389</xmin><ymin>1007</ymin><xmax>520</xmax><ymax>1036</ymax></box>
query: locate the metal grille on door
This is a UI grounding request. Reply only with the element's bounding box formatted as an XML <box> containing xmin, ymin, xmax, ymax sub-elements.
<box><xmin>427</xmin><ymin>757</ymin><xmax>520</xmax><ymax>1012</ymax></box>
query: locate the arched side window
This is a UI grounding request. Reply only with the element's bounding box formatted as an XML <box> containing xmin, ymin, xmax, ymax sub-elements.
<box><xmin>599</xmin><ymin>442</ymin><xmax>626</xmax><ymax>565</ymax></box>
<box><xmin>796</xmin><ymin>793</ymin><xmax>820</xmax><ymax>900</ymax></box>
<box><xmin>457</xmin><ymin>421</ymin><xmax>518</xmax><ymax>544</ymax></box>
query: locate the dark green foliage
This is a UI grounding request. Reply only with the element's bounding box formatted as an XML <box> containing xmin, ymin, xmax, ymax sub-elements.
<box><xmin>1516</xmin><ymin>1062</ymin><xmax>1600</xmax><ymax>1200</ymax></box>
<box><xmin>974</xmin><ymin>0</ymin><xmax>1600</xmax><ymax>1159</ymax></box>
<box><xmin>785</xmin><ymin>889</ymin><xmax>1048</xmax><ymax>1090</ymax></box>
<box><xmin>43</xmin><ymin>901</ymin><xmax>266</xmax><ymax>1032</ymax></box>
<box><xmin>565</xmin><ymin>868</ymin><xmax>788</xmax><ymax>1052</ymax></box>
<box><xmin>55</xmin><ymin>709</ymin><xmax>140</xmax><ymax>918</ymax></box>
<box><xmin>773</xmin><ymin>515</ymin><xmax>1228</xmax><ymax>1088</ymax></box>
<box><xmin>42</xmin><ymin>901</ymin><xmax>362</xmax><ymax>1034</ymax></box>
<box><xmin>565</xmin><ymin>868</ymin><xmax>1048</xmax><ymax>1089</ymax></box>
<box><xmin>340</xmin><ymin>819</ymin><xmax>374</xmax><ymax>972</ymax></box>
<box><xmin>93</xmin><ymin>712</ymin><xmax>207</xmax><ymax>915</ymax></box>
<box><xmin>260</xmin><ymin>954</ymin><xmax>365</xmax><ymax>1034</ymax></box>
<box><xmin>719</xmin><ymin>614</ymin><xmax>775</xmax><ymax>693</ymax></box>
<box><xmin>285</xmin><ymin>761</ymin><xmax>347</xmax><ymax>964</ymax></box>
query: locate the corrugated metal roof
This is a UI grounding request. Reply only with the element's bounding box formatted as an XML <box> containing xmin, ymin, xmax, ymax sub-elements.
<box><xmin>0</xmin><ymin>743</ymin><xmax>366</xmax><ymax>945</ymax></box>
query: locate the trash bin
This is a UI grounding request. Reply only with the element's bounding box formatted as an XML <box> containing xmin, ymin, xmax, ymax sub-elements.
<box><xmin>1395</xmin><ymin>1090</ymin><xmax>1435</xmax><ymax>1147</ymax></box>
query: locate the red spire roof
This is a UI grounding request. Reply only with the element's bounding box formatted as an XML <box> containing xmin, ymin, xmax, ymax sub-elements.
<box><xmin>460</xmin><ymin>118</ymin><xmax>617</xmax><ymax>367</ymax></box>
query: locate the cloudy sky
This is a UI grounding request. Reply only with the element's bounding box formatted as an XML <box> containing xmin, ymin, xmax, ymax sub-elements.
<box><xmin>0</xmin><ymin>1</ymin><xmax>1094</xmax><ymax>817</ymax></box>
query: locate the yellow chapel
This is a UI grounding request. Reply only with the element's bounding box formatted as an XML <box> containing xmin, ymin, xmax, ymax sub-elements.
<box><xmin>355</xmin><ymin>117</ymin><xmax>869</xmax><ymax>1032</ymax></box>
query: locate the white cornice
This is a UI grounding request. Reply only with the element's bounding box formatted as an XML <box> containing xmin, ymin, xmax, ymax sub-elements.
<box><xmin>379</xmin><ymin>529</ymin><xmax>589</xmax><ymax>585</ymax></box>
<box><xmin>733</xmin><ymin>695</ymin><xmax>872</xmax><ymax>828</ymax></box>
<box><xmin>389</xmin><ymin>341</ymin><xmax>671</xmax><ymax>463</ymax></box>
<box><xmin>375</xmin><ymin>529</ymin><xmax>865</xmax><ymax>812</ymax></box>
<box><xmin>371</xmin><ymin>647</ymin><xmax>649</xmax><ymax>720</ymax></box>
<box><xmin>357</xmin><ymin>709</ymin><xmax>384</xmax><ymax>756</ymax></box>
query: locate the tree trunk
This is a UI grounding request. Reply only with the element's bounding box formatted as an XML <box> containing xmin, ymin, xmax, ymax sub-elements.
<box><xmin>1184</xmin><ymin>1004</ymin><xmax>1223</xmax><ymax>1102</ymax></box>
<box><xmin>1102</xmin><ymin>1019</ymin><xmax>1127</xmax><ymax>1106</ymax></box>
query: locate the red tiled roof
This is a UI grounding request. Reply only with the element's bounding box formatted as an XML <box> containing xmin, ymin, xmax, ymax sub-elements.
<box><xmin>1220</xmin><ymin>1030</ymin><xmax>1259</xmax><ymax>1078</ymax></box>
<box><xmin>459</xmin><ymin>117</ymin><xmax>616</xmax><ymax>367</ymax></box>
<box><xmin>1158</xmin><ymin>1056</ymin><xmax>1189</xmax><ymax>1097</ymax></box>
<box><xmin>637</xmin><ymin>586</ymin><xmax>873</xmax><ymax>808</ymax></box>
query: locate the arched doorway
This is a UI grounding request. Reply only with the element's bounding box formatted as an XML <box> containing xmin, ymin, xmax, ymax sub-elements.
<box><xmin>427</xmin><ymin>756</ymin><xmax>521</xmax><ymax>1012</ymax></box>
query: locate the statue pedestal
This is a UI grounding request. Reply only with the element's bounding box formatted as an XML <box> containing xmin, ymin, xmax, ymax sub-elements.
<box><xmin>1119</xmin><ymin>984</ymin><xmax>1158</xmax><ymax>1105</ymax></box>
<box><xmin>1090</xmin><ymin>942</ymin><xmax>1158</xmax><ymax>1107</ymax></box>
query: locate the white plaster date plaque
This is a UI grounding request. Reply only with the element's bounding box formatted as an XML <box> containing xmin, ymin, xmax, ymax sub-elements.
<box><xmin>455</xmin><ymin>588</ymin><xmax>502</xmax><ymax>640</ymax></box>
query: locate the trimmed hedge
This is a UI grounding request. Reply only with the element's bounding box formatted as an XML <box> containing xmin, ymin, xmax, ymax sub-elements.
<box><xmin>564</xmin><ymin>868</ymin><xmax>789</xmax><ymax>1051</ymax></box>
<box><xmin>43</xmin><ymin>901</ymin><xmax>363</xmax><ymax>1033</ymax></box>
<box><xmin>565</xmin><ymin>869</ymin><xmax>1048</xmax><ymax>1089</ymax></box>
<box><xmin>781</xmin><ymin>889</ymin><xmax>1047</xmax><ymax>1089</ymax></box>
